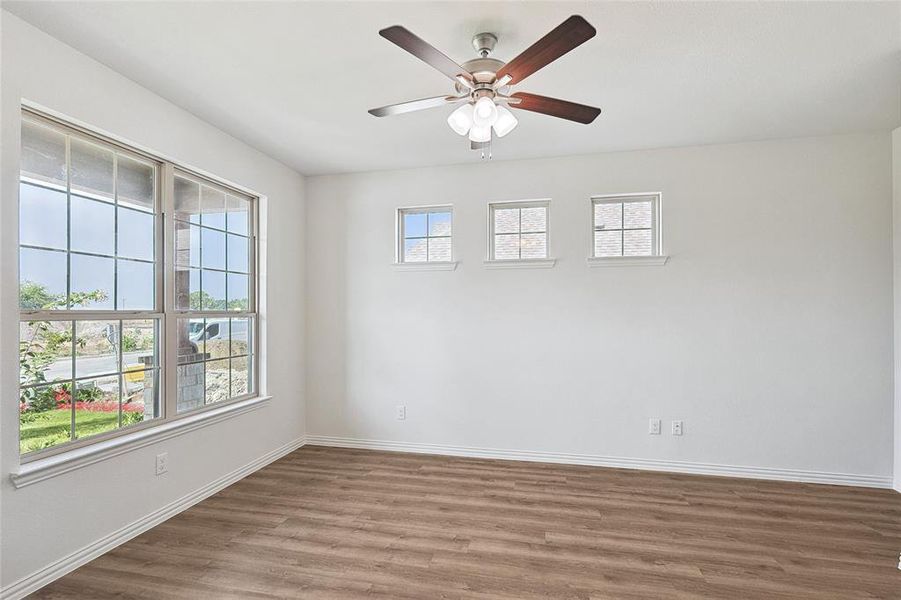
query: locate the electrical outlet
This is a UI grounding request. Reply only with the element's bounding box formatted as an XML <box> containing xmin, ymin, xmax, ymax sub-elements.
<box><xmin>672</xmin><ymin>420</ymin><xmax>684</xmax><ymax>436</ymax></box>
<box><xmin>396</xmin><ymin>405</ymin><xmax>406</xmax><ymax>420</ymax></box>
<box><xmin>155</xmin><ymin>452</ymin><xmax>168</xmax><ymax>476</ymax></box>
<box><xmin>648</xmin><ymin>418</ymin><xmax>661</xmax><ymax>435</ymax></box>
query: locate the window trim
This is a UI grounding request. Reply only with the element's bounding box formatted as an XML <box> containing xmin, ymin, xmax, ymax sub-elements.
<box><xmin>17</xmin><ymin>105</ymin><xmax>262</xmax><ymax>464</ymax></box>
<box><xmin>485</xmin><ymin>198</ymin><xmax>554</xmax><ymax>266</ymax></box>
<box><xmin>395</xmin><ymin>204</ymin><xmax>456</xmax><ymax>267</ymax></box>
<box><xmin>588</xmin><ymin>192</ymin><xmax>668</xmax><ymax>266</ymax></box>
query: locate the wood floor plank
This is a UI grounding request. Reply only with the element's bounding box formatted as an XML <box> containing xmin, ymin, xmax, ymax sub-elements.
<box><xmin>27</xmin><ymin>446</ymin><xmax>901</xmax><ymax>599</ymax></box>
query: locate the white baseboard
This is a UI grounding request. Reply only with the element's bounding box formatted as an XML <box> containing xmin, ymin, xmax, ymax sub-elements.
<box><xmin>0</xmin><ymin>437</ymin><xmax>306</xmax><ymax>600</ymax></box>
<box><xmin>305</xmin><ymin>435</ymin><xmax>893</xmax><ymax>489</ymax></box>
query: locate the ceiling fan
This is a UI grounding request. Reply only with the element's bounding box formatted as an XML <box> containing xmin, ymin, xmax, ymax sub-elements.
<box><xmin>368</xmin><ymin>15</ymin><xmax>602</xmax><ymax>155</ymax></box>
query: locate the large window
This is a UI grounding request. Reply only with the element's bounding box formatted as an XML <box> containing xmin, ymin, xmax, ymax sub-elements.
<box><xmin>488</xmin><ymin>200</ymin><xmax>549</xmax><ymax>261</ymax></box>
<box><xmin>592</xmin><ymin>194</ymin><xmax>661</xmax><ymax>258</ymax></box>
<box><xmin>173</xmin><ymin>172</ymin><xmax>255</xmax><ymax>412</ymax></box>
<box><xmin>18</xmin><ymin>109</ymin><xmax>258</xmax><ymax>458</ymax></box>
<box><xmin>397</xmin><ymin>206</ymin><xmax>453</xmax><ymax>263</ymax></box>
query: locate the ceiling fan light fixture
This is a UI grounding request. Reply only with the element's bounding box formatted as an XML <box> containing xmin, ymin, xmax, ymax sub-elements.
<box><xmin>468</xmin><ymin>124</ymin><xmax>491</xmax><ymax>143</ymax></box>
<box><xmin>472</xmin><ymin>96</ymin><xmax>498</xmax><ymax>127</ymax></box>
<box><xmin>492</xmin><ymin>105</ymin><xmax>518</xmax><ymax>137</ymax></box>
<box><xmin>447</xmin><ymin>103</ymin><xmax>474</xmax><ymax>135</ymax></box>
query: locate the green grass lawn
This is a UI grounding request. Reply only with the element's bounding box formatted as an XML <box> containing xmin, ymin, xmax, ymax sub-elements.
<box><xmin>20</xmin><ymin>409</ymin><xmax>141</xmax><ymax>454</ymax></box>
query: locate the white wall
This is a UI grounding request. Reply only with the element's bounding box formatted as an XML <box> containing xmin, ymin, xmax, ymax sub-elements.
<box><xmin>894</xmin><ymin>127</ymin><xmax>901</xmax><ymax>493</ymax></box>
<box><xmin>0</xmin><ymin>12</ymin><xmax>305</xmax><ymax>590</ymax></box>
<box><xmin>306</xmin><ymin>132</ymin><xmax>894</xmax><ymax>482</ymax></box>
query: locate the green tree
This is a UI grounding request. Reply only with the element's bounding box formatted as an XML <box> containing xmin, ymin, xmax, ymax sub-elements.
<box><xmin>19</xmin><ymin>281</ymin><xmax>107</xmax><ymax>412</ymax></box>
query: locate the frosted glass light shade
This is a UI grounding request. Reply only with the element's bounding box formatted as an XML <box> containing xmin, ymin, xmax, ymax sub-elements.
<box><xmin>492</xmin><ymin>105</ymin><xmax>518</xmax><ymax>138</ymax></box>
<box><xmin>468</xmin><ymin>124</ymin><xmax>491</xmax><ymax>143</ymax></box>
<box><xmin>447</xmin><ymin>103</ymin><xmax>474</xmax><ymax>136</ymax></box>
<box><xmin>472</xmin><ymin>97</ymin><xmax>498</xmax><ymax>127</ymax></box>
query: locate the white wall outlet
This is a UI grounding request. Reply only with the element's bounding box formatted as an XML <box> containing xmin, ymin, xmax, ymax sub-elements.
<box><xmin>648</xmin><ymin>418</ymin><xmax>661</xmax><ymax>435</ymax></box>
<box><xmin>396</xmin><ymin>405</ymin><xmax>406</xmax><ymax>420</ymax></box>
<box><xmin>155</xmin><ymin>452</ymin><xmax>168</xmax><ymax>476</ymax></box>
<box><xmin>672</xmin><ymin>420</ymin><xmax>684</xmax><ymax>436</ymax></box>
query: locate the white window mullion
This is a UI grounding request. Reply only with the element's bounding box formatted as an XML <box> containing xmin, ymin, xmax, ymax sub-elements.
<box><xmin>162</xmin><ymin>163</ymin><xmax>178</xmax><ymax>421</ymax></box>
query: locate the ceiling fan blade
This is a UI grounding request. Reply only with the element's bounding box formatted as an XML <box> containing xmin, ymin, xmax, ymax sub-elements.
<box><xmin>509</xmin><ymin>92</ymin><xmax>601</xmax><ymax>124</ymax></box>
<box><xmin>369</xmin><ymin>95</ymin><xmax>466</xmax><ymax>117</ymax></box>
<box><xmin>497</xmin><ymin>15</ymin><xmax>596</xmax><ymax>86</ymax></box>
<box><xmin>380</xmin><ymin>25</ymin><xmax>472</xmax><ymax>84</ymax></box>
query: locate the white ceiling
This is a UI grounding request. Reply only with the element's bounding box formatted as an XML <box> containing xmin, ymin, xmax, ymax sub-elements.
<box><xmin>6</xmin><ymin>1</ymin><xmax>901</xmax><ymax>176</ymax></box>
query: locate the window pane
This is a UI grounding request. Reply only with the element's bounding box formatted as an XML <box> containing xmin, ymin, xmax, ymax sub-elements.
<box><xmin>520</xmin><ymin>233</ymin><xmax>547</xmax><ymax>259</ymax></box>
<box><xmin>226</xmin><ymin>195</ymin><xmax>249</xmax><ymax>235</ymax></box>
<box><xmin>623</xmin><ymin>229</ymin><xmax>653</xmax><ymax>256</ymax></box>
<box><xmin>122</xmin><ymin>369</ymin><xmax>157</xmax><ymax>427</ymax></box>
<box><xmin>594</xmin><ymin>230</ymin><xmax>623</xmax><ymax>257</ymax></box>
<box><xmin>122</xmin><ymin>319</ymin><xmax>157</xmax><ymax>369</ymax></box>
<box><xmin>494</xmin><ymin>208</ymin><xmax>519</xmax><ymax>234</ymax></box>
<box><xmin>20</xmin><ymin>183</ymin><xmax>67</xmax><ymax>250</ymax></box>
<box><xmin>20</xmin><ymin>247</ymin><xmax>67</xmax><ymax>309</ymax></box>
<box><xmin>520</xmin><ymin>207</ymin><xmax>546</xmax><ymax>233</ymax></box>
<box><xmin>231</xmin><ymin>356</ymin><xmax>251</xmax><ymax>397</ymax></box>
<box><xmin>227</xmin><ymin>273</ymin><xmax>249</xmax><ymax>311</ymax></box>
<box><xmin>177</xmin><ymin>360</ymin><xmax>205</xmax><ymax>413</ymax></box>
<box><xmin>21</xmin><ymin>120</ymin><xmax>66</xmax><ymax>188</ymax></box>
<box><xmin>70</xmin><ymin>137</ymin><xmax>114</xmax><ymax>201</ymax></box>
<box><xmin>117</xmin><ymin>259</ymin><xmax>154</xmax><ymax>310</ymax></box>
<box><xmin>428</xmin><ymin>237</ymin><xmax>451</xmax><ymax>262</ymax></box>
<box><xmin>230</xmin><ymin>317</ymin><xmax>251</xmax><ymax>356</ymax></box>
<box><xmin>71</xmin><ymin>195</ymin><xmax>115</xmax><ymax>256</ymax></box>
<box><xmin>227</xmin><ymin>233</ymin><xmax>249</xmax><ymax>273</ymax></box>
<box><xmin>117</xmin><ymin>155</ymin><xmax>154</xmax><ymax>212</ymax></box>
<box><xmin>20</xmin><ymin>384</ymin><xmax>71</xmax><ymax>454</ymax></box>
<box><xmin>494</xmin><ymin>233</ymin><xmax>520</xmax><ymax>260</ymax></box>
<box><xmin>428</xmin><ymin>211</ymin><xmax>451</xmax><ymax>236</ymax></box>
<box><xmin>175</xmin><ymin>221</ymin><xmax>200</xmax><ymax>269</ymax></box>
<box><xmin>204</xmin><ymin>318</ymin><xmax>231</xmax><ymax>360</ymax></box>
<box><xmin>403</xmin><ymin>238</ymin><xmax>428</xmax><ymax>262</ymax></box>
<box><xmin>73</xmin><ymin>375</ymin><xmax>120</xmax><ymax>441</ymax></box>
<box><xmin>201</xmin><ymin>269</ymin><xmax>226</xmax><ymax>310</ymax></box>
<box><xmin>75</xmin><ymin>320</ymin><xmax>119</xmax><ymax>379</ymax></box>
<box><xmin>71</xmin><ymin>254</ymin><xmax>114</xmax><ymax>310</ymax></box>
<box><xmin>176</xmin><ymin>267</ymin><xmax>201</xmax><ymax>310</ymax></box>
<box><xmin>594</xmin><ymin>202</ymin><xmax>623</xmax><ymax>230</ymax></box>
<box><xmin>205</xmin><ymin>359</ymin><xmax>230</xmax><ymax>405</ymax></box>
<box><xmin>403</xmin><ymin>212</ymin><xmax>427</xmax><ymax>238</ymax></box>
<box><xmin>117</xmin><ymin>207</ymin><xmax>154</xmax><ymax>261</ymax></box>
<box><xmin>201</xmin><ymin>227</ymin><xmax>226</xmax><ymax>270</ymax></box>
<box><xmin>19</xmin><ymin>320</ymin><xmax>72</xmax><ymax>386</ymax></box>
<box><xmin>177</xmin><ymin>318</ymin><xmax>206</xmax><ymax>360</ymax></box>
<box><xmin>201</xmin><ymin>186</ymin><xmax>226</xmax><ymax>230</ymax></box>
<box><xmin>174</xmin><ymin>176</ymin><xmax>200</xmax><ymax>223</ymax></box>
<box><xmin>623</xmin><ymin>201</ymin><xmax>652</xmax><ymax>230</ymax></box>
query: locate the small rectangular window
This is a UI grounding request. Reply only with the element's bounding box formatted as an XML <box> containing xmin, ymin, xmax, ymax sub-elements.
<box><xmin>592</xmin><ymin>194</ymin><xmax>661</xmax><ymax>258</ymax></box>
<box><xmin>397</xmin><ymin>206</ymin><xmax>453</xmax><ymax>263</ymax></box>
<box><xmin>488</xmin><ymin>200</ymin><xmax>549</xmax><ymax>261</ymax></box>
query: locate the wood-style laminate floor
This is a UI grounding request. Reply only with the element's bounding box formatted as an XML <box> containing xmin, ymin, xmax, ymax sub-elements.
<box><xmin>30</xmin><ymin>446</ymin><xmax>901</xmax><ymax>599</ymax></box>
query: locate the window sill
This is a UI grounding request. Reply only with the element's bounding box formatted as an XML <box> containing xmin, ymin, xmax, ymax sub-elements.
<box><xmin>10</xmin><ymin>395</ymin><xmax>272</xmax><ymax>489</ymax></box>
<box><xmin>483</xmin><ymin>258</ymin><xmax>556</xmax><ymax>270</ymax></box>
<box><xmin>587</xmin><ymin>255</ymin><xmax>669</xmax><ymax>267</ymax></box>
<box><xmin>391</xmin><ymin>261</ymin><xmax>458</xmax><ymax>272</ymax></box>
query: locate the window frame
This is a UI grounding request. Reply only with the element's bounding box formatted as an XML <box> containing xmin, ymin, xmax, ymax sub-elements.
<box><xmin>589</xmin><ymin>193</ymin><xmax>664</xmax><ymax>261</ymax></box>
<box><xmin>486</xmin><ymin>199</ymin><xmax>552</xmax><ymax>263</ymax></box>
<box><xmin>17</xmin><ymin>107</ymin><xmax>261</xmax><ymax>463</ymax></box>
<box><xmin>395</xmin><ymin>205</ymin><xmax>454</xmax><ymax>265</ymax></box>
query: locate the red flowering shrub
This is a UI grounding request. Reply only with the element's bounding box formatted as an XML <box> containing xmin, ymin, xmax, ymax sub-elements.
<box><xmin>52</xmin><ymin>401</ymin><xmax>144</xmax><ymax>413</ymax></box>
